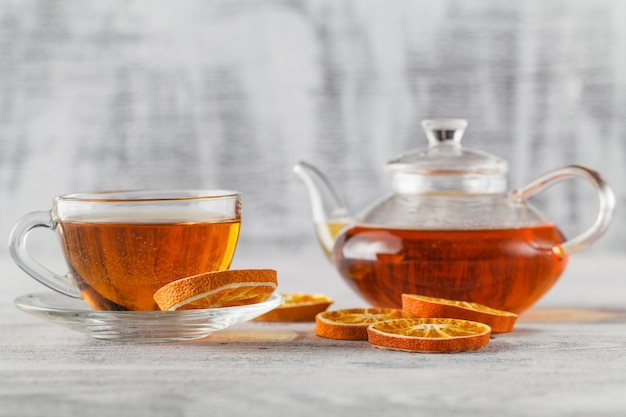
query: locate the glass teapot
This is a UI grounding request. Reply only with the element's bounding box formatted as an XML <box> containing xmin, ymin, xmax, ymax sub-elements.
<box><xmin>295</xmin><ymin>119</ymin><xmax>615</xmax><ymax>313</ymax></box>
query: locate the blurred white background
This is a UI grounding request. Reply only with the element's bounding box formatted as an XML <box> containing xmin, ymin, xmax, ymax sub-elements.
<box><xmin>1</xmin><ymin>0</ymin><xmax>624</xmax><ymax>262</ymax></box>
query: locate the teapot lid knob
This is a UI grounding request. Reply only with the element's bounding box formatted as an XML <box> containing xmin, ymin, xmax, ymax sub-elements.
<box><xmin>421</xmin><ymin>119</ymin><xmax>468</xmax><ymax>146</ymax></box>
<box><xmin>387</xmin><ymin>118</ymin><xmax>509</xmax><ymax>193</ymax></box>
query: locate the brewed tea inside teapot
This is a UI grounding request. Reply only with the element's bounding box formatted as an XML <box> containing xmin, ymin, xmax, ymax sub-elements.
<box><xmin>295</xmin><ymin>119</ymin><xmax>615</xmax><ymax>313</ymax></box>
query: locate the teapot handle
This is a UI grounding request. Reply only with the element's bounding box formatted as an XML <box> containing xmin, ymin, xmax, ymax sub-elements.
<box><xmin>511</xmin><ymin>165</ymin><xmax>616</xmax><ymax>255</ymax></box>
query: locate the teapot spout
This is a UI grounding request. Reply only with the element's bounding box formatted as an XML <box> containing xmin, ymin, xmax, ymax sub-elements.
<box><xmin>293</xmin><ymin>161</ymin><xmax>352</xmax><ymax>260</ymax></box>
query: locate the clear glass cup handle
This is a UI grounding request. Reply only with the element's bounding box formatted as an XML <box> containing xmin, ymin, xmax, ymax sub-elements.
<box><xmin>511</xmin><ymin>165</ymin><xmax>616</xmax><ymax>255</ymax></box>
<box><xmin>8</xmin><ymin>211</ymin><xmax>81</xmax><ymax>298</ymax></box>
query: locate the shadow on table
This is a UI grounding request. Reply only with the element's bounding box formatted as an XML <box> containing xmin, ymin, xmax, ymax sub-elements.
<box><xmin>518</xmin><ymin>307</ymin><xmax>626</xmax><ymax>323</ymax></box>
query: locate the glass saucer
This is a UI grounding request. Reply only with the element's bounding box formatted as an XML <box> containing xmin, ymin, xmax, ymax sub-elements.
<box><xmin>14</xmin><ymin>291</ymin><xmax>282</xmax><ymax>343</ymax></box>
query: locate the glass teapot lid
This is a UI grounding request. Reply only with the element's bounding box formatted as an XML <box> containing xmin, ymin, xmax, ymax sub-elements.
<box><xmin>386</xmin><ymin>119</ymin><xmax>509</xmax><ymax>194</ymax></box>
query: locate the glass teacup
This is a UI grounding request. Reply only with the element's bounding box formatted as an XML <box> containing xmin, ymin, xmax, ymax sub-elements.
<box><xmin>9</xmin><ymin>190</ymin><xmax>241</xmax><ymax>311</ymax></box>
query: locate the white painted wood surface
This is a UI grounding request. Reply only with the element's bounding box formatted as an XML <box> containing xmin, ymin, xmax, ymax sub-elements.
<box><xmin>1</xmin><ymin>253</ymin><xmax>625</xmax><ymax>416</ymax></box>
<box><xmin>0</xmin><ymin>0</ymin><xmax>624</xmax><ymax>257</ymax></box>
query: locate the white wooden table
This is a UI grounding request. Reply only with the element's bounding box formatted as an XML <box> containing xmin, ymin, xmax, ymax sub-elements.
<box><xmin>1</xmin><ymin>252</ymin><xmax>625</xmax><ymax>417</ymax></box>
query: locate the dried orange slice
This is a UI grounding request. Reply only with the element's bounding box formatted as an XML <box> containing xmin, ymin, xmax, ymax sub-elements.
<box><xmin>401</xmin><ymin>294</ymin><xmax>518</xmax><ymax>333</ymax></box>
<box><xmin>255</xmin><ymin>293</ymin><xmax>333</xmax><ymax>322</ymax></box>
<box><xmin>367</xmin><ymin>318</ymin><xmax>491</xmax><ymax>353</ymax></box>
<box><xmin>315</xmin><ymin>308</ymin><xmax>410</xmax><ymax>340</ymax></box>
<box><xmin>153</xmin><ymin>269</ymin><xmax>277</xmax><ymax>311</ymax></box>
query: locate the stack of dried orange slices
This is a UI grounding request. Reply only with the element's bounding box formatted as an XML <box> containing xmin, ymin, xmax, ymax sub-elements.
<box><xmin>152</xmin><ymin>272</ymin><xmax>518</xmax><ymax>354</ymax></box>
<box><xmin>314</xmin><ymin>293</ymin><xmax>518</xmax><ymax>353</ymax></box>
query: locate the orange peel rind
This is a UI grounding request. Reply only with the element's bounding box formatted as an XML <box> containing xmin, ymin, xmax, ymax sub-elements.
<box><xmin>153</xmin><ymin>269</ymin><xmax>277</xmax><ymax>311</ymax></box>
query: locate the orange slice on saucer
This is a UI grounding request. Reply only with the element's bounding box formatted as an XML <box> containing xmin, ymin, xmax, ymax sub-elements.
<box><xmin>255</xmin><ymin>293</ymin><xmax>333</xmax><ymax>322</ymax></box>
<box><xmin>153</xmin><ymin>269</ymin><xmax>277</xmax><ymax>311</ymax></box>
<box><xmin>367</xmin><ymin>318</ymin><xmax>492</xmax><ymax>353</ymax></box>
<box><xmin>315</xmin><ymin>308</ymin><xmax>410</xmax><ymax>340</ymax></box>
<box><xmin>401</xmin><ymin>294</ymin><xmax>518</xmax><ymax>333</ymax></box>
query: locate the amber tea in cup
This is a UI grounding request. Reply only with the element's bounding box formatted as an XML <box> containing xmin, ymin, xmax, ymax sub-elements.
<box><xmin>9</xmin><ymin>190</ymin><xmax>241</xmax><ymax>311</ymax></box>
